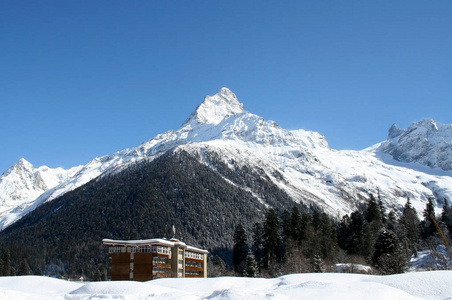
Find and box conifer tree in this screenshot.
[348,211,364,255]
[311,209,321,231]
[318,213,338,259]
[421,198,436,239]
[3,250,10,276]
[399,198,420,254]
[311,254,325,273]
[372,230,406,274]
[299,212,311,241]
[209,255,228,277]
[441,200,452,238]
[281,209,292,241]
[337,214,351,250]
[244,251,259,277]
[365,194,382,225]
[377,190,387,225]
[18,259,31,276]
[387,210,397,232]
[252,222,263,270]
[263,209,281,269]
[233,223,248,275]
[290,206,302,242]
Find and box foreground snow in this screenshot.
[1,271,451,300]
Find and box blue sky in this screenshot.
[1,1,451,172]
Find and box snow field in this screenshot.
[1,271,451,300]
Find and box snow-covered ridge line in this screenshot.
[1,87,451,229]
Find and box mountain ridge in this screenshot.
[1,88,451,229]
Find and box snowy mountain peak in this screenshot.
[387,124,404,139]
[380,118,452,170]
[182,87,245,126]
[1,158,33,178]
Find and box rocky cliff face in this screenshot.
[380,119,452,171]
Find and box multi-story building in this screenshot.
[102,238,208,281]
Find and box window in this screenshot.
[185,270,203,275]
[108,246,122,253]
[139,246,151,253]
[185,261,202,268]
[153,257,169,264]
[185,251,203,260]
[151,245,171,255]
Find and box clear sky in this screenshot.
[1,1,451,172]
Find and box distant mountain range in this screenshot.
[1,87,451,230]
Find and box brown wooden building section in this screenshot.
[103,238,208,281]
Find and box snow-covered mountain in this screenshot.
[1,88,451,229]
[0,159,81,228]
[379,119,452,171]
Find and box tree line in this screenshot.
[224,194,452,277]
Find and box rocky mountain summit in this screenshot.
[380,119,452,171]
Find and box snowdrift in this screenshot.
[0,271,451,300]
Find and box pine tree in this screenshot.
[311,254,325,273]
[263,208,281,269]
[318,213,338,260]
[311,209,321,231]
[441,200,452,239]
[337,214,352,250]
[209,255,228,277]
[18,259,31,276]
[3,250,10,276]
[232,223,248,275]
[365,194,382,224]
[348,211,364,255]
[244,251,259,277]
[281,209,292,241]
[299,212,311,241]
[421,198,436,239]
[399,198,420,254]
[372,230,406,274]
[290,206,302,242]
[387,210,397,232]
[252,222,263,271]
[377,190,387,225]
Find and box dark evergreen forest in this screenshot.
[0,150,305,279]
[228,195,452,277]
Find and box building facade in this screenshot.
[102,238,208,281]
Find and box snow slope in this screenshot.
[1,88,451,228]
[0,271,451,299]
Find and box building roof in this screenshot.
[102,238,208,254]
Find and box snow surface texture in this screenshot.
[1,88,452,228]
[0,272,451,299]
